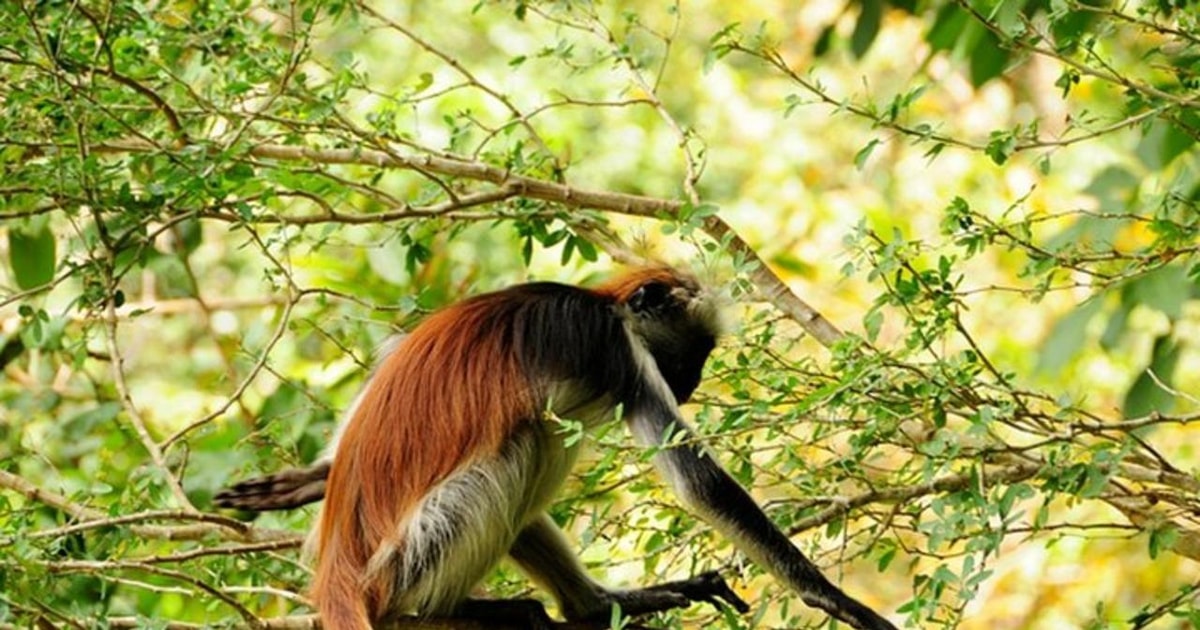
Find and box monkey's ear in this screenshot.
[628,281,671,313]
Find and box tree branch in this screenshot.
[87,139,845,347]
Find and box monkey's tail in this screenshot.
[213,461,330,511]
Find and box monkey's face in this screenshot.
[622,272,724,403]
[624,273,723,337]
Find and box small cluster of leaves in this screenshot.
[939,159,1200,416]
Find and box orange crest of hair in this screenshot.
[595,265,697,303]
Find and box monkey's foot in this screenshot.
[213,462,330,511]
[578,571,750,621]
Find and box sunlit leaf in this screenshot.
[7,224,56,290]
[1123,334,1182,419]
[851,0,883,58]
[1035,297,1105,375]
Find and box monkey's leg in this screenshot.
[509,513,748,622]
[213,461,329,511]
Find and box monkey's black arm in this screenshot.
[509,514,748,621]
[624,349,898,630]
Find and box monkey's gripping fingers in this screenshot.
[643,571,750,614]
[579,571,749,621]
[213,461,330,511]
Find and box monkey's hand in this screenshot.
[574,571,749,621]
[640,571,750,614]
[213,461,330,511]
[645,571,750,613]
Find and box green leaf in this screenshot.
[855,138,882,170]
[1148,523,1178,560]
[1035,297,1104,375]
[877,545,897,571]
[1044,215,1120,255]
[1054,68,1081,98]
[997,483,1034,517]
[926,4,969,52]
[560,236,575,265]
[609,601,625,629]
[412,72,434,94]
[863,307,884,342]
[1050,2,1099,52]
[1037,154,1052,175]
[1099,302,1130,351]
[8,224,57,290]
[702,46,718,74]
[64,403,123,437]
[851,0,883,58]
[575,237,598,262]
[1136,119,1197,170]
[783,94,803,118]
[1122,334,1182,419]
[21,311,66,350]
[1079,464,1110,498]
[175,216,203,254]
[679,202,720,224]
[1126,265,1188,321]
[969,30,1009,87]
[984,130,1015,165]
[1084,166,1138,212]
[813,23,836,57]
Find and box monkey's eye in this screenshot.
[628,281,672,313]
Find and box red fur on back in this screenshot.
[312,294,537,629]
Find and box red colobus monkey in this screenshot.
[216,267,896,630]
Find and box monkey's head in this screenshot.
[601,267,726,402]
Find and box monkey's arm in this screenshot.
[509,513,747,621]
[213,461,329,511]
[624,349,897,630]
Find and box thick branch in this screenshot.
[92,139,844,346]
[223,614,649,630]
[785,462,1044,536]
[1106,496,1200,562]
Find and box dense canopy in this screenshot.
[1,1,1198,628]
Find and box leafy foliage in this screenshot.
[1,0,1197,628]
